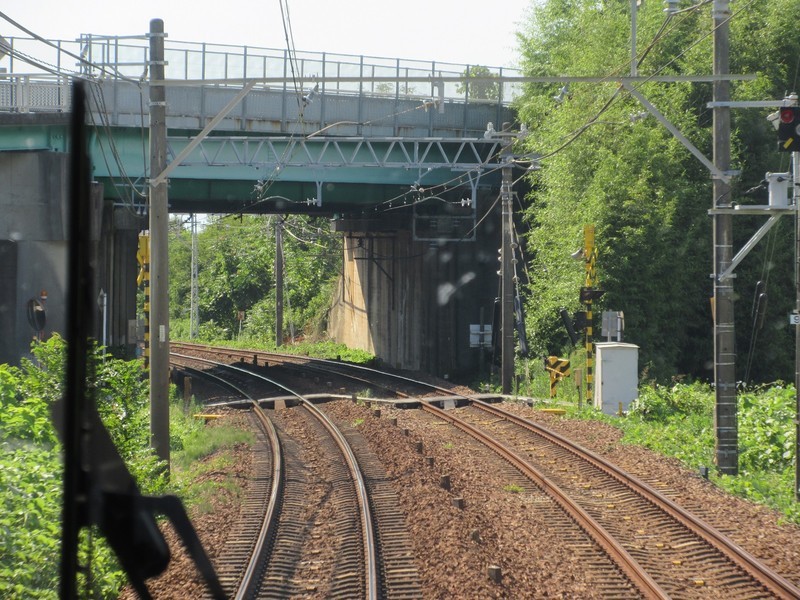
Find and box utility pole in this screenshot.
[794,149,800,499]
[501,134,515,394]
[630,0,639,77]
[148,18,170,468]
[712,0,737,475]
[275,218,284,347]
[190,213,199,339]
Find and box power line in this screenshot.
[0,11,138,82]
[524,0,756,166]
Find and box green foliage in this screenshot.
[516,0,800,382]
[715,470,800,525]
[279,340,375,364]
[456,65,500,101]
[575,382,799,524]
[373,81,416,96]
[619,411,716,468]
[1,337,263,597]
[168,214,343,344]
[172,419,252,467]
[168,405,253,512]
[0,336,168,597]
[738,384,796,473]
[0,445,62,598]
[0,365,57,446]
[628,381,713,422]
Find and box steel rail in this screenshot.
[171,351,379,600]
[235,404,282,600]
[419,401,669,600]
[169,358,284,599]
[176,344,800,598]
[171,341,411,399]
[471,399,800,600]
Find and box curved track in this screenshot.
[171,354,379,599]
[172,343,800,599]
[424,400,800,599]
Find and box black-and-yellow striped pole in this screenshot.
[137,233,150,369]
[583,225,597,402]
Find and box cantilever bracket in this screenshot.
[623,82,731,183]
[152,80,257,186]
[712,213,788,281]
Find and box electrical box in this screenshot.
[594,342,639,415]
[766,172,790,207]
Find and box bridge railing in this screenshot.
[0,34,522,113]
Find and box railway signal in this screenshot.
[777,106,800,152]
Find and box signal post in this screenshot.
[580,225,604,402]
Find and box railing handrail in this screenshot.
[0,34,521,101]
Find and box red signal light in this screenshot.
[780,107,796,123]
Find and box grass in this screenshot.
[503,484,524,493]
[169,402,254,511]
[174,424,253,466]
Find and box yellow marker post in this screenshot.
[584,225,596,401]
[545,356,571,398]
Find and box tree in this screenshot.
[515,0,800,382]
[168,214,342,344]
[457,65,500,101]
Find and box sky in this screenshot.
[2,1,533,69]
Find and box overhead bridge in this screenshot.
[0,32,525,380]
[0,33,520,215]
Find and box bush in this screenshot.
[1,336,167,597]
[738,384,795,473]
[599,381,800,524]
[628,381,713,421]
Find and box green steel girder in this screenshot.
[1,122,506,213]
[0,123,68,152]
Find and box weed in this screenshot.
[503,484,524,493]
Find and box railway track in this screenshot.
[171,353,422,599]
[171,344,800,598]
[420,400,800,599]
[170,341,443,398]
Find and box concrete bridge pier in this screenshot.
[94,203,145,359]
[329,199,502,382]
[0,150,143,364]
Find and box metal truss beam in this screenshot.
[165,136,505,173]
